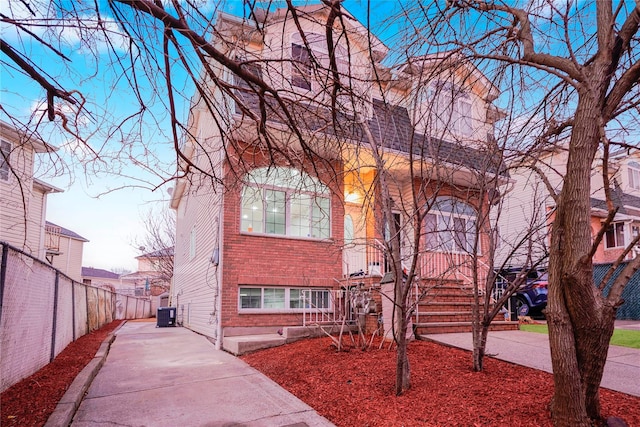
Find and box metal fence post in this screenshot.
[85,285,89,334]
[72,281,76,341]
[50,271,60,362]
[0,243,8,322]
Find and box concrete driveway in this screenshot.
[424,327,640,397]
[69,321,335,427]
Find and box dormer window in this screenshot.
[431,81,473,138]
[629,161,640,190]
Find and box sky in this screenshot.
[0,0,399,272]
[3,1,636,272]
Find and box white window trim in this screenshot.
[425,198,479,255]
[628,162,640,190]
[289,32,348,93]
[240,167,332,240]
[1,140,11,182]
[430,81,474,138]
[238,286,333,314]
[604,221,627,249]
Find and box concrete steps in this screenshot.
[413,282,519,336]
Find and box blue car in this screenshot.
[495,268,548,316]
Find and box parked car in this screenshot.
[495,268,548,316]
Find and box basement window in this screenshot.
[239,287,331,312]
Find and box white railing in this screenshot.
[302,288,355,326]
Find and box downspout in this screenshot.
[215,191,224,350]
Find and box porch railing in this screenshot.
[343,239,487,287]
[44,223,61,252]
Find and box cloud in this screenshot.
[0,1,129,54]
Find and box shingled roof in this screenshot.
[82,267,119,279]
[232,78,506,177]
[46,221,89,242]
[590,186,640,218]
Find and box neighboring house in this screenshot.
[45,221,88,282]
[590,149,640,263]
[120,248,173,297]
[497,144,640,267]
[0,121,61,259]
[170,4,506,348]
[81,266,122,293]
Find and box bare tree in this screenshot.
[399,1,640,425]
[1,0,542,404]
[133,206,175,291]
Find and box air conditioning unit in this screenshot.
[157,307,177,327]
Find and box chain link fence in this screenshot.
[594,261,640,320]
[0,242,152,392]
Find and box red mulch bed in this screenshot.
[241,337,640,427]
[1,320,124,427]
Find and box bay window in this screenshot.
[241,167,331,239]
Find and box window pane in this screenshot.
[311,197,330,238]
[424,214,437,250]
[311,290,330,309]
[453,217,467,252]
[289,289,303,308]
[616,223,625,247]
[291,43,311,90]
[605,224,616,248]
[239,288,262,309]
[344,215,354,244]
[241,186,264,233]
[265,190,286,234]
[438,214,454,251]
[0,141,10,181]
[263,288,285,309]
[458,99,472,136]
[290,194,311,237]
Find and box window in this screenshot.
[241,167,331,239]
[605,222,625,248]
[1,140,10,182]
[629,162,640,190]
[425,196,478,253]
[344,214,354,244]
[291,43,312,90]
[239,287,331,312]
[431,82,473,137]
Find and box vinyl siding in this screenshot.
[49,236,85,282]
[0,140,38,254]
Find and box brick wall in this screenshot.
[220,148,344,329]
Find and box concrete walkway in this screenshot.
[424,326,640,397]
[66,321,335,427]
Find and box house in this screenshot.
[81,266,123,293]
[120,248,173,297]
[45,221,88,282]
[0,121,61,259]
[497,144,640,268]
[170,4,507,351]
[590,148,640,263]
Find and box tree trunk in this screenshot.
[547,87,612,426]
[395,303,411,395]
[472,321,489,372]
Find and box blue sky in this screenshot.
[3,1,635,271]
[0,0,400,272]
